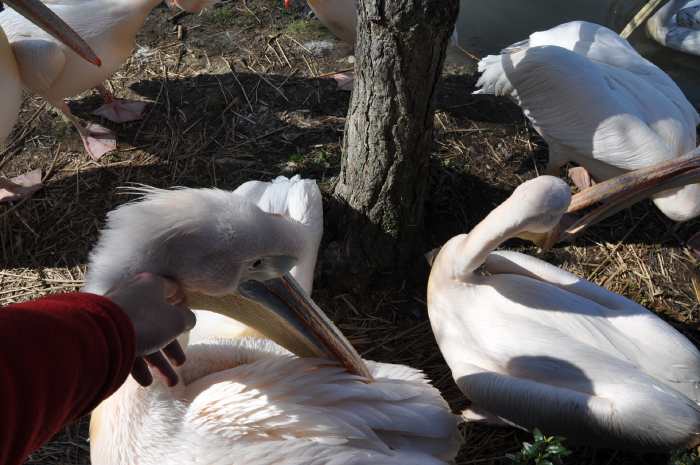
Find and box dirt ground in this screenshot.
[1,1,699,464]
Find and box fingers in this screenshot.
[162,340,187,366]
[132,343,186,388]
[182,307,196,331]
[131,357,153,387]
[145,351,179,387]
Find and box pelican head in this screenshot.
[84,186,370,379]
[433,176,572,280]
[1,0,100,65]
[509,175,572,235]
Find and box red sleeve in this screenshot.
[0,292,135,465]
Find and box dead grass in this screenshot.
[2,1,699,464]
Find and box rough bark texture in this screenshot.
[332,0,459,271]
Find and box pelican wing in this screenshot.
[430,273,700,450]
[477,45,696,172]
[172,341,460,465]
[455,356,700,450]
[647,0,700,57]
[483,250,700,394]
[475,21,699,174]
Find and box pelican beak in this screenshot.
[4,0,101,66]
[540,150,700,247]
[185,273,372,381]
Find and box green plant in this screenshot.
[208,6,237,26]
[288,153,305,163]
[285,19,331,39]
[669,449,700,465]
[506,429,571,465]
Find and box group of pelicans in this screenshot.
[1,0,700,463]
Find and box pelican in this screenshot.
[646,0,700,56]
[302,0,356,46]
[0,0,214,160]
[1,0,98,200]
[427,175,700,450]
[475,21,700,226]
[86,176,461,464]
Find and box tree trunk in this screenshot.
[332,0,459,272]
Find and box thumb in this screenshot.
[162,277,186,305]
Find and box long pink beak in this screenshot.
[544,148,700,248]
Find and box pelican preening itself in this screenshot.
[1,0,99,201]
[428,175,700,450]
[0,0,215,161]
[534,148,700,248]
[87,176,460,465]
[475,21,700,228]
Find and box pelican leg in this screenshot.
[568,166,596,191]
[330,71,354,91]
[0,170,42,203]
[58,101,116,161]
[543,143,567,177]
[92,84,147,123]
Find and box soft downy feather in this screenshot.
[91,337,461,465]
[475,21,699,173]
[234,175,323,294]
[474,21,700,222]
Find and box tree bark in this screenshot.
[332,0,459,271]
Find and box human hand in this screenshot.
[105,273,196,387]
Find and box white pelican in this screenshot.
[475,21,700,225]
[647,0,700,56]
[301,0,356,46]
[1,0,98,200]
[86,176,461,465]
[427,175,700,450]
[0,0,213,160]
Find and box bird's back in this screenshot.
[431,249,700,402]
[91,337,461,465]
[475,22,699,174]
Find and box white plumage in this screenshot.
[306,0,357,45]
[0,0,214,159]
[647,0,700,56]
[88,176,460,465]
[475,21,700,222]
[428,175,700,450]
[91,338,460,465]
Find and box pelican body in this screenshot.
[647,0,700,56]
[428,175,700,450]
[0,0,211,159]
[476,21,700,223]
[1,27,21,145]
[87,176,460,465]
[306,0,356,45]
[1,0,99,198]
[1,0,98,145]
